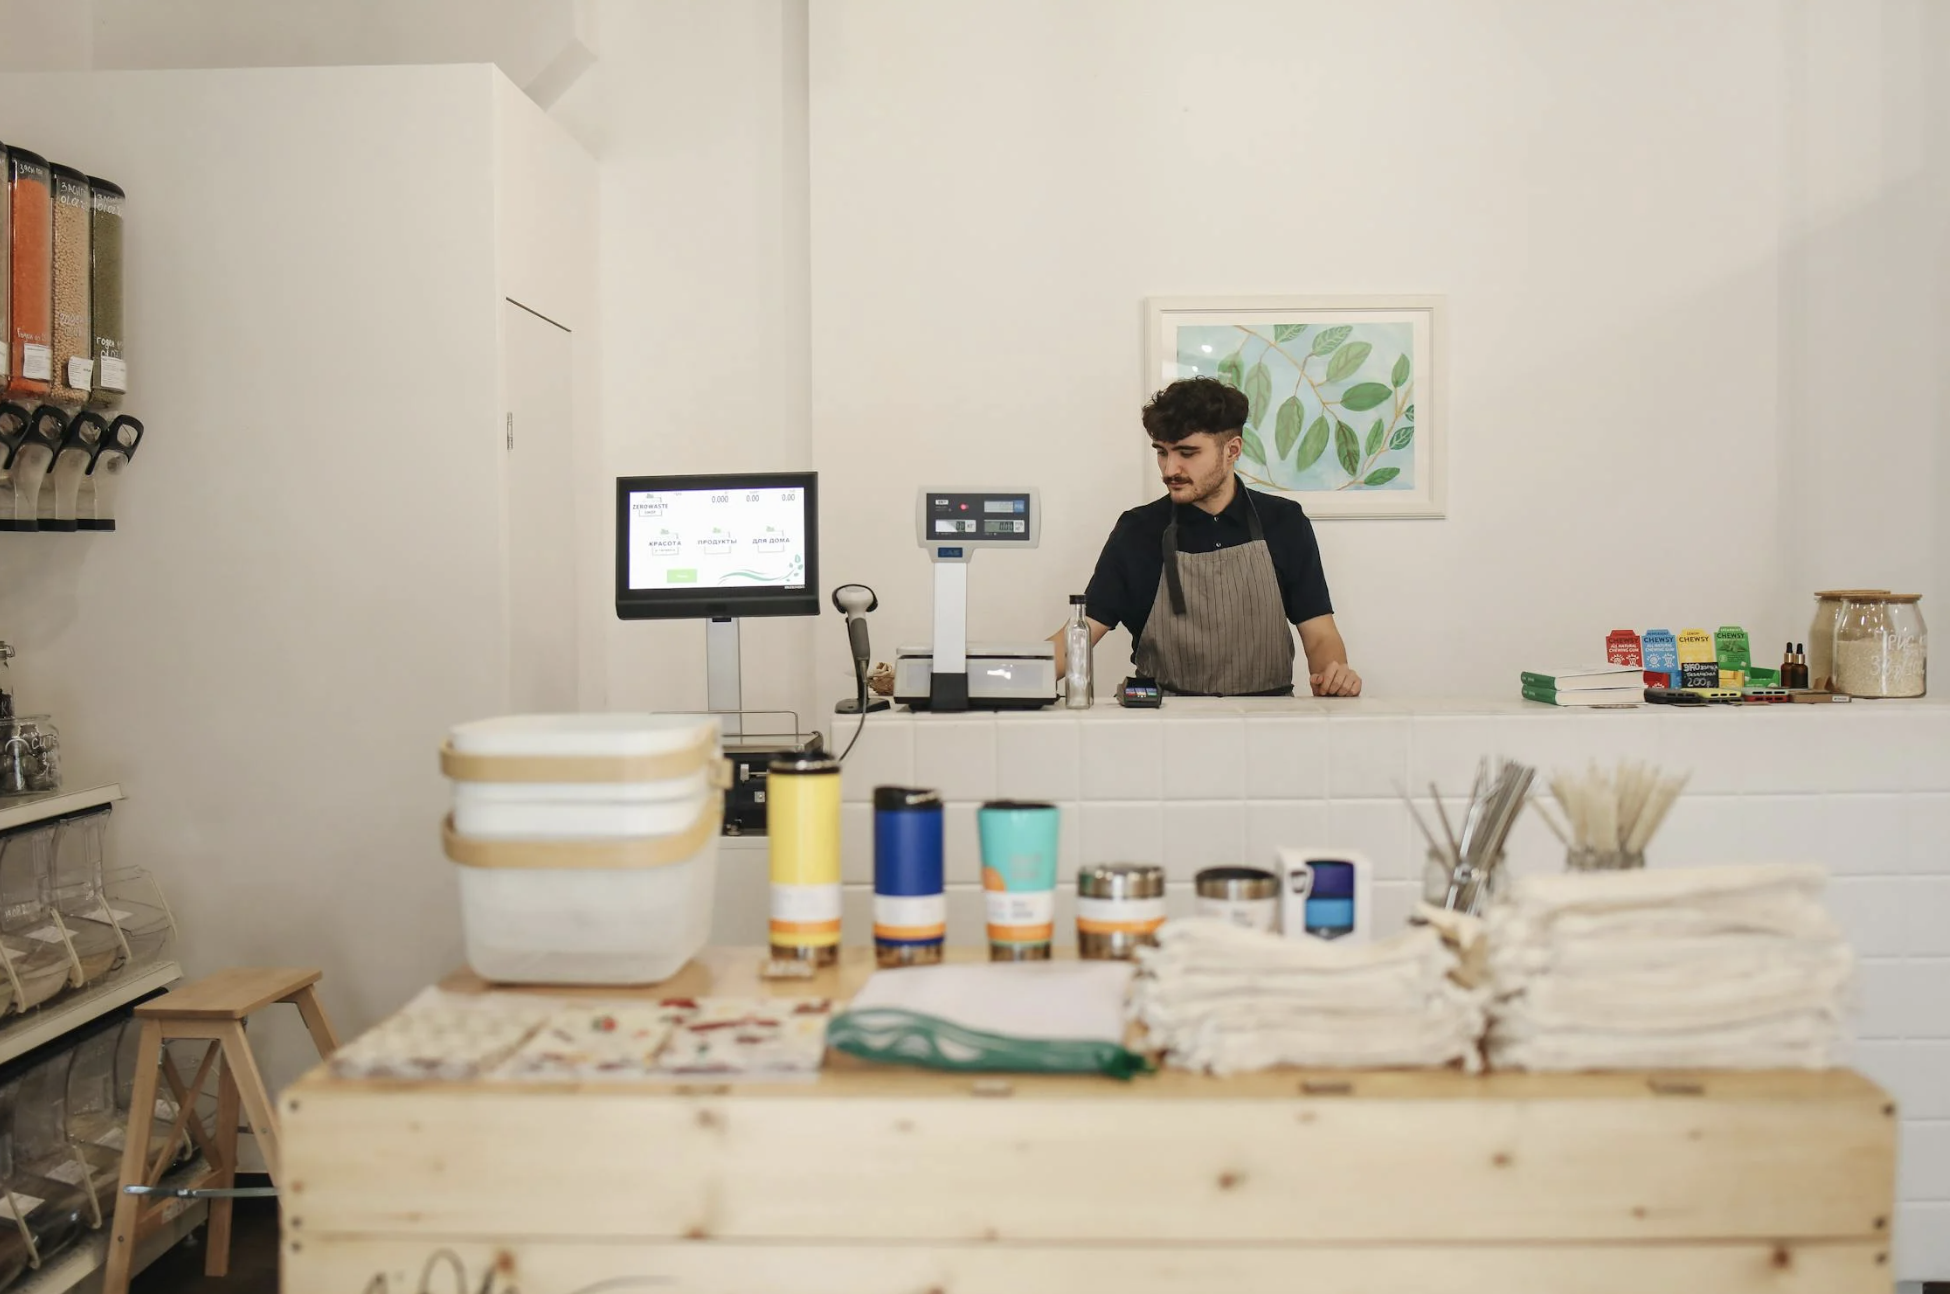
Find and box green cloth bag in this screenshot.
[826,1007,1152,1080]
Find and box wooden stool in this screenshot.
[102,968,340,1294]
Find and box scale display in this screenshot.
[917,491,1037,549]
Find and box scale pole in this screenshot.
[706,616,743,738]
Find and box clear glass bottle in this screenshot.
[1063,594,1093,709]
[1832,594,1927,698]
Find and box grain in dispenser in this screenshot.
[441,713,725,985]
[3,148,52,406]
[46,165,90,406]
[45,808,125,983]
[85,178,124,410]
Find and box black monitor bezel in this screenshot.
[614,471,821,621]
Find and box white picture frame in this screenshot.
[1143,295,1446,519]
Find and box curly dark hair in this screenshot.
[1141,377,1248,443]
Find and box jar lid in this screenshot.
[1839,592,1922,603]
[1815,589,1891,598]
[1195,865,1279,900]
[873,785,941,811]
[769,754,840,775]
[1078,863,1165,899]
[980,799,1057,812]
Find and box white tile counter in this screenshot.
[714,695,1950,1275]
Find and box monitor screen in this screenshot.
[614,472,820,620]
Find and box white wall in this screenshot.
[591,0,822,730]
[0,65,510,1093]
[492,74,607,708]
[805,0,1948,701]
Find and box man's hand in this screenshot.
[1311,661,1362,697]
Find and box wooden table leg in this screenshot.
[205,1048,241,1277]
[289,984,341,1056]
[217,1021,283,1182]
[101,1020,163,1294]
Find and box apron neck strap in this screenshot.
[1162,481,1262,617]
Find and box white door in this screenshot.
[503,299,580,713]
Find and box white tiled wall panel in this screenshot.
[780,697,1950,1277]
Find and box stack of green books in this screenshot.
[1520,665,1643,707]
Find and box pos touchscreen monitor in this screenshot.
[614,472,819,620]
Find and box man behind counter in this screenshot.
[1053,377,1362,697]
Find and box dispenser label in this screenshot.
[873,893,946,943]
[1195,895,1279,931]
[0,1194,43,1222]
[22,926,65,945]
[1076,896,1166,935]
[21,345,50,381]
[769,883,841,946]
[45,1159,87,1187]
[97,357,126,391]
[984,889,1054,944]
[65,358,93,389]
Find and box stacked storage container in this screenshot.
[441,715,726,985]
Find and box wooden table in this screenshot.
[280,948,1897,1294]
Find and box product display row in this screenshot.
[0,1014,201,1287]
[0,141,140,534]
[0,810,173,1014]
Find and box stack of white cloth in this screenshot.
[1131,917,1488,1075]
[1486,863,1853,1071]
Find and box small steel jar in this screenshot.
[1076,863,1166,959]
[1193,866,1279,932]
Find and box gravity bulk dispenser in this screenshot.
[85,178,124,410]
[4,148,52,408]
[46,165,90,406]
[0,403,62,531]
[80,412,140,531]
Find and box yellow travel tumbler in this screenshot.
[767,754,842,965]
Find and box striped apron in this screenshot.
[1132,490,1296,697]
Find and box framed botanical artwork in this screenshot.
[1143,296,1445,519]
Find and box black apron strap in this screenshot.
[1162,518,1188,616]
[1164,488,1262,617]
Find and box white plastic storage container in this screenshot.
[441,714,725,986]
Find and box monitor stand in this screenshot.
[706,616,742,739]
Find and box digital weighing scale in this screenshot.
[893,487,1056,712]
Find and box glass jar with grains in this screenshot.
[46,165,91,406]
[1832,594,1927,698]
[1809,590,1887,692]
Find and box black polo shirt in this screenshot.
[1084,485,1333,659]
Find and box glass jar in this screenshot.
[0,716,59,795]
[1832,594,1927,698]
[0,642,12,724]
[46,165,90,407]
[1422,848,1504,915]
[4,148,53,404]
[85,178,123,411]
[1809,590,1888,691]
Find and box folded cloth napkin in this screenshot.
[1485,864,1852,1071]
[1133,917,1487,1075]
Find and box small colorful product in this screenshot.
[978,801,1061,960]
[873,786,946,967]
[1606,629,1643,669]
[1076,863,1166,959]
[767,755,843,966]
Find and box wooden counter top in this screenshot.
[281,949,1896,1293]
